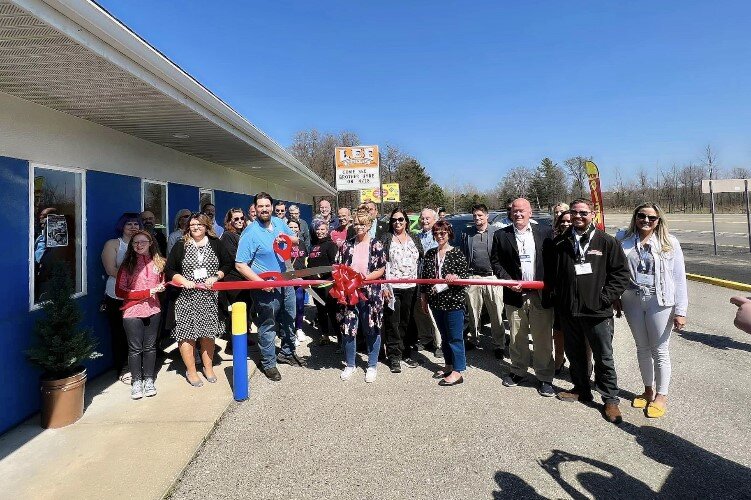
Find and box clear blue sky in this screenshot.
[98,0,751,188]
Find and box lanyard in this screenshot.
[573,228,592,263]
[436,249,447,278]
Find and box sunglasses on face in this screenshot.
[231,216,245,222]
[636,213,659,222]
[570,210,591,217]
[391,217,405,223]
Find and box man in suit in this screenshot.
[364,201,388,239]
[490,198,556,397]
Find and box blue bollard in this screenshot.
[231,302,249,401]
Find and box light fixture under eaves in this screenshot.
[172,133,190,139]
[250,166,262,170]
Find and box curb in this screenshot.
[686,273,751,292]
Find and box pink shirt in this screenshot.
[351,238,370,275]
[116,255,163,318]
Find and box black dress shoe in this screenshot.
[438,375,464,386]
[263,367,282,381]
[277,352,306,367]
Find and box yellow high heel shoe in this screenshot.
[631,395,649,408]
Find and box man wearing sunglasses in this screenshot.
[460,203,505,356]
[549,198,630,424]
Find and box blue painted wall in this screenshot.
[84,171,142,380]
[0,156,35,434]
[215,190,254,225]
[167,182,199,229]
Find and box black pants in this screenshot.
[123,313,161,381]
[384,287,416,361]
[559,313,619,404]
[315,290,339,338]
[105,295,128,373]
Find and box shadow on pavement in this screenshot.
[491,422,751,499]
[679,329,751,353]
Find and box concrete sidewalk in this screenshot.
[0,338,256,500]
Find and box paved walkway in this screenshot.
[0,339,255,500]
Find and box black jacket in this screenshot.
[547,226,630,318]
[490,224,554,308]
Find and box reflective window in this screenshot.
[32,165,85,305]
[199,188,214,212]
[142,180,168,232]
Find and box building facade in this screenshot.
[0,0,334,433]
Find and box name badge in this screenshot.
[636,273,654,287]
[433,283,448,294]
[574,263,593,275]
[193,267,208,280]
[519,253,532,263]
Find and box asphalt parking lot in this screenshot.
[168,280,751,499]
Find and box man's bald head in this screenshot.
[510,198,532,229]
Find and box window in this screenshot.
[141,179,168,232]
[30,164,86,307]
[199,188,214,212]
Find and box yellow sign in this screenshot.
[335,145,380,190]
[359,183,400,204]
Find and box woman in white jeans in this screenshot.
[617,203,687,418]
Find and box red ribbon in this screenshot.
[329,264,367,305]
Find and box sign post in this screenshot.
[701,178,749,255]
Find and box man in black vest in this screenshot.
[491,198,556,397]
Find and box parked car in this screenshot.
[446,210,553,246]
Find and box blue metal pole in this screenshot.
[231,302,249,401]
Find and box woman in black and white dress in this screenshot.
[166,213,232,387]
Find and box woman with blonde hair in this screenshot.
[115,230,166,399]
[337,208,386,383]
[166,213,233,387]
[617,203,687,418]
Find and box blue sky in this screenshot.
[98,1,751,188]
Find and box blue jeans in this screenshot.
[294,286,306,331]
[343,302,381,368]
[251,287,296,369]
[434,309,466,372]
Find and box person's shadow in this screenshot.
[679,329,751,353]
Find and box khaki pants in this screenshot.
[506,294,554,383]
[414,301,441,348]
[466,277,505,347]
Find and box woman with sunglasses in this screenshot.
[420,219,469,386]
[219,208,250,352]
[382,207,424,373]
[102,212,143,384]
[617,203,687,418]
[337,207,386,383]
[552,210,572,375]
[166,213,233,387]
[115,230,166,399]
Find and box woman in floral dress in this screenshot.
[337,208,386,383]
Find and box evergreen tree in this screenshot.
[26,262,101,378]
[394,158,446,212]
[530,157,568,210]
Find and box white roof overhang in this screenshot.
[0,0,336,196]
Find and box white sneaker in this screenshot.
[340,366,356,381]
[296,329,310,341]
[365,367,377,383]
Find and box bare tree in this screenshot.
[564,156,590,198]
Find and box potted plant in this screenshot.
[26,262,101,428]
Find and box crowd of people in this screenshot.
[99,195,689,425]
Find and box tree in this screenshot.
[26,262,101,378]
[564,156,591,198]
[393,158,445,212]
[496,166,534,204]
[529,157,568,210]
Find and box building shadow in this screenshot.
[679,329,751,353]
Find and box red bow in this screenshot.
[330,264,367,305]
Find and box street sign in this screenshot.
[335,145,380,190]
[701,178,747,194]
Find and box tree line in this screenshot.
[289,132,747,215]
